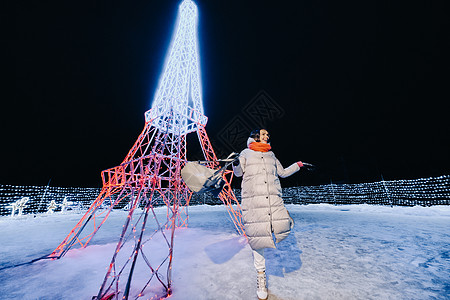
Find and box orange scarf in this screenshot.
[249,142,271,152]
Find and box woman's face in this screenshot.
[260,129,270,144]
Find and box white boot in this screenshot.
[256,271,268,300]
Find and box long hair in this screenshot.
[250,128,269,143]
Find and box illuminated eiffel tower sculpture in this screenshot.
[48,0,244,299]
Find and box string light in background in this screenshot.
[0,185,100,216]
[1,175,449,217]
[279,175,450,206]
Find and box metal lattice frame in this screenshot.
[48,1,245,299]
[197,125,245,236]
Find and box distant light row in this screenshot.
[233,175,450,207]
[1,175,449,216]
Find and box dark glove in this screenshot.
[302,162,316,171]
[229,152,240,167]
[232,158,240,167]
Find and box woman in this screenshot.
[232,128,304,300]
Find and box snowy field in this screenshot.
[0,204,449,300]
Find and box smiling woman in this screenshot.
[232,128,304,300]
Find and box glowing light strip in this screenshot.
[278,175,450,206]
[147,0,205,135]
[2,174,449,216]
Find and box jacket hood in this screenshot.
[247,137,256,147]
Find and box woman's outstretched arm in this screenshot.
[276,159,301,178]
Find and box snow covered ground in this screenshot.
[0,204,449,300]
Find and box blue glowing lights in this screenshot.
[146,0,206,135]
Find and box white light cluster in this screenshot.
[0,185,101,216]
[6,197,29,217]
[47,200,57,214]
[61,196,73,213]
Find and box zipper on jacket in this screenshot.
[262,154,274,233]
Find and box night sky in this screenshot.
[5,0,449,188]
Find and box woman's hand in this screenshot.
[300,162,316,171]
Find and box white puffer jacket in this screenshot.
[233,138,300,250]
